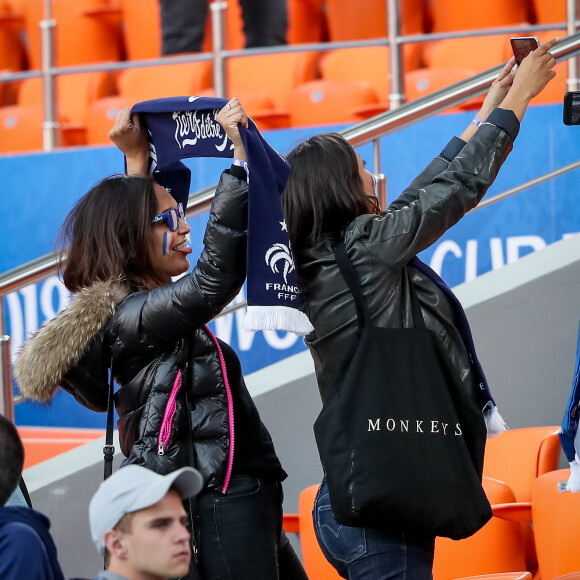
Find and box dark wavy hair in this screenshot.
[57,174,161,292]
[282,133,380,250]
[0,414,24,506]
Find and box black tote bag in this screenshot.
[313,242,492,539]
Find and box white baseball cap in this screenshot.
[89,465,203,556]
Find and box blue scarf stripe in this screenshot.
[409,257,495,412]
[560,322,580,462]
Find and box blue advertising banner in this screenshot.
[2,104,579,427]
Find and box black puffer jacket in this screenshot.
[15,169,283,492]
[294,110,518,411]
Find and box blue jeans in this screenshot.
[192,474,308,580]
[313,480,435,580]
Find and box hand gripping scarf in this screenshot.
[131,96,313,336]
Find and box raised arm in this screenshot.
[389,39,557,212]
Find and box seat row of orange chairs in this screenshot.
[0,0,572,154]
[283,427,580,580]
[0,0,568,72]
[0,29,571,154]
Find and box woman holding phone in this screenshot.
[281,39,558,580]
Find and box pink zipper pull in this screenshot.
[158,370,183,455]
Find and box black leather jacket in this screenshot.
[15,169,284,492]
[294,111,518,405]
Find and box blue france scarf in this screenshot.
[560,321,580,462]
[410,256,506,434]
[131,96,313,335]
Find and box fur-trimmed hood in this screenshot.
[14,279,130,403]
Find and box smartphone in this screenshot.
[510,36,540,65]
[563,91,580,125]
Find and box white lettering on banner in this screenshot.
[506,235,546,264]
[40,277,71,321]
[465,240,478,281]
[172,110,229,151]
[430,240,461,277]
[429,234,568,281]
[367,418,463,435]
[263,330,299,349]
[6,276,71,364]
[6,293,23,365]
[490,238,504,271]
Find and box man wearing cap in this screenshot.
[88,465,203,580]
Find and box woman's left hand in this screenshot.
[217,98,249,161]
[478,56,517,120]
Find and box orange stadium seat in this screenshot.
[22,0,123,70]
[86,61,213,144]
[287,0,328,44]
[18,426,106,468]
[283,484,342,580]
[483,426,561,575]
[453,573,532,580]
[532,469,580,580]
[428,0,530,33]
[320,46,421,101]
[0,104,50,152]
[18,71,116,145]
[120,0,161,60]
[0,0,27,71]
[483,426,562,503]
[433,477,528,580]
[531,0,566,25]
[404,67,482,111]
[289,79,380,127]
[425,34,514,73]
[224,50,319,128]
[325,0,427,41]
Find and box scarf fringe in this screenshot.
[567,457,580,493]
[243,305,314,336]
[484,405,508,438]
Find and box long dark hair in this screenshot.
[57,174,160,293]
[282,133,380,250]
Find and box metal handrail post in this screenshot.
[210,1,228,98]
[40,0,57,152]
[0,330,13,422]
[372,138,387,207]
[387,0,405,108]
[567,0,579,91]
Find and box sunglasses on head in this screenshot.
[152,203,186,232]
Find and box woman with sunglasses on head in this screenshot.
[281,41,558,580]
[15,99,307,580]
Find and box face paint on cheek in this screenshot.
[162,231,175,256]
